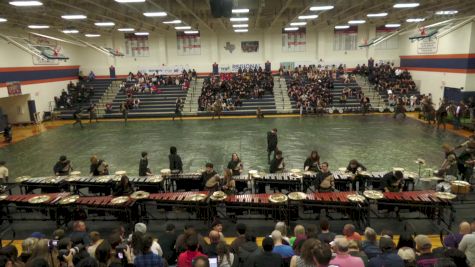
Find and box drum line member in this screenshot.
[53,155,73,176]
[90,155,109,176]
[360,96,370,115]
[436,101,448,130]
[72,109,84,129]
[316,162,334,192]
[380,170,404,192]
[393,98,406,119]
[346,159,367,191]
[0,161,8,183]
[139,151,152,176]
[455,135,475,181]
[173,97,183,121]
[3,124,12,143]
[267,128,278,163]
[227,153,243,176]
[88,103,98,124]
[304,150,321,172]
[120,102,128,124]
[169,146,183,173]
[438,154,458,178]
[269,150,285,173]
[202,163,219,191]
[221,169,236,194]
[113,175,135,196]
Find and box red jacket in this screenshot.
[177,250,206,267]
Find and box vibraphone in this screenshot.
[332,171,415,191]
[301,192,370,228]
[20,177,68,194]
[254,173,302,193]
[141,191,211,222]
[128,176,164,192]
[232,175,252,193]
[222,194,289,223]
[0,192,70,225]
[375,191,454,227]
[164,173,202,191]
[68,176,115,195]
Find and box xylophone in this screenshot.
[302,191,369,228]
[21,176,68,194]
[254,173,303,193]
[376,190,454,227]
[332,171,415,191]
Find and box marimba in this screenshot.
[20,177,68,194]
[376,190,454,227]
[254,173,302,193]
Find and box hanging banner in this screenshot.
[6,82,22,96]
[218,63,263,73]
[333,26,358,51]
[138,65,190,75]
[241,41,259,53]
[417,38,438,54]
[282,28,306,52]
[124,33,150,57]
[177,32,201,56]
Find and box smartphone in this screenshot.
[117,252,124,260]
[209,258,218,267]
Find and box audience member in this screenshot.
[397,247,416,267]
[157,223,178,265]
[318,219,336,244]
[396,232,415,250]
[348,240,369,267]
[343,224,362,241]
[458,219,475,266]
[414,234,438,266]
[205,231,220,257]
[134,234,163,267]
[362,227,382,259]
[177,235,206,267]
[249,237,283,267]
[274,222,290,245]
[236,233,260,267]
[230,223,247,253]
[192,256,209,267]
[329,237,365,267]
[445,221,470,249]
[216,241,234,267]
[271,230,294,260]
[87,231,102,258]
[368,237,404,267]
[69,221,91,247]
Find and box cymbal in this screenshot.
[130,191,150,200]
[415,158,426,165]
[0,195,8,201]
[70,171,81,176]
[433,192,456,200]
[404,171,418,179]
[65,176,80,182]
[15,176,31,183]
[290,169,301,174]
[268,193,288,203]
[347,194,366,202]
[288,192,307,201]
[160,169,171,176]
[210,191,227,201]
[59,195,80,205]
[28,195,51,204]
[363,190,384,200]
[185,193,208,202]
[248,170,258,175]
[147,175,163,183]
[338,167,347,172]
[303,171,316,176]
[357,171,371,176]
[115,171,126,176]
[110,196,130,205]
[451,180,470,186]
[393,167,405,172]
[96,176,111,183]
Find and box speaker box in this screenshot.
[210,0,233,18]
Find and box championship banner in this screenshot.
[218,63,263,73]
[282,28,306,52]
[177,32,201,56]
[124,33,150,57]
[7,82,22,96]
[138,65,189,75]
[241,41,259,53]
[333,26,358,51]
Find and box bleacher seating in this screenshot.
[197,92,277,116]
[57,79,114,119]
[103,83,188,118]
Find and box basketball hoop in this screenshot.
[418,26,426,36]
[53,45,62,57]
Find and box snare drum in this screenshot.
[451,180,471,194]
[436,182,452,192]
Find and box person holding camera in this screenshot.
[134,234,163,267]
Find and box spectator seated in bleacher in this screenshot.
[198,67,273,112]
[285,65,334,114]
[87,71,96,82]
[54,82,95,110]
[124,71,190,95]
[105,103,113,114]
[366,62,417,97]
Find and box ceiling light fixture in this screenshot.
[9,1,42,6]
[95,22,115,26]
[134,32,149,36]
[230,17,248,22]
[385,23,401,28]
[0,18,8,22]
[175,26,191,30]
[406,18,425,22]
[435,10,458,15]
[290,22,306,26]
[163,20,181,24]
[118,28,134,32]
[143,12,167,17]
[61,15,87,20]
[232,24,248,28]
[232,8,249,13]
[348,20,365,24]
[334,25,350,29]
[62,29,79,33]
[367,12,388,17]
[28,25,49,29]
[393,3,420,8]
[234,29,248,33]
[284,27,299,31]
[309,5,334,11]
[184,30,199,34]
[298,15,318,19]
[85,34,101,37]
[114,0,145,2]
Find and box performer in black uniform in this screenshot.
[3,124,12,143]
[267,128,278,163]
[393,98,406,119]
[227,153,243,176]
[304,151,321,172]
[346,159,367,191]
[53,155,73,176]
[315,162,334,192]
[139,151,152,176]
[380,171,404,192]
[113,175,135,196]
[455,135,475,181]
[72,109,83,129]
[269,150,285,173]
[89,156,109,176]
[169,146,183,173]
[201,163,219,191]
[173,98,183,121]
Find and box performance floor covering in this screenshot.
[0,115,473,239]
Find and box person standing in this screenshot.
[169,146,183,173]
[139,152,152,176]
[269,151,285,174]
[3,124,12,143]
[0,161,8,183]
[267,128,278,163]
[120,102,128,124]
[393,98,406,119]
[173,97,183,121]
[53,156,73,176]
[72,109,83,129]
[88,103,98,124]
